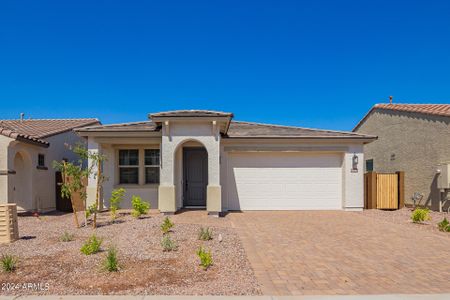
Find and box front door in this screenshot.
[183,148,208,207]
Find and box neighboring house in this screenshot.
[75,110,376,215]
[0,118,100,212]
[353,103,450,210]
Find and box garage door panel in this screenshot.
[227,152,342,210]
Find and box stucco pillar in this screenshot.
[86,138,102,209]
[206,127,222,215]
[158,124,176,214]
[343,145,364,211]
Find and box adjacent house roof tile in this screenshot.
[353,103,450,131]
[0,118,100,146]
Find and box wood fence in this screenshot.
[364,171,404,210]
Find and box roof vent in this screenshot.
[20,113,25,122]
[389,96,393,104]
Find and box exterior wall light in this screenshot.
[352,153,359,173]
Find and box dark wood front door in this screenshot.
[183,148,208,207]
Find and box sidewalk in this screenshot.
[2,294,450,300]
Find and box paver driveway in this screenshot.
[228,211,450,295]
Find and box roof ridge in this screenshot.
[232,120,370,136]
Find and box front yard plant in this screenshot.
[80,234,103,255]
[411,208,431,223]
[161,235,178,252]
[1,254,17,273]
[110,188,125,219]
[103,246,119,272]
[437,217,450,232]
[196,246,213,270]
[198,227,213,241]
[161,216,174,234]
[131,195,150,218]
[60,231,74,242]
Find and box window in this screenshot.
[119,149,139,184]
[38,154,45,167]
[145,149,160,184]
[365,159,374,172]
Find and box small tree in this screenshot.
[53,144,89,228]
[110,188,125,219]
[53,143,107,228]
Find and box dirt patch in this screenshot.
[357,207,450,236]
[0,211,261,295]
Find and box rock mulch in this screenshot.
[0,210,261,296]
[358,207,450,236]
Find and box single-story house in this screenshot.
[0,117,100,212]
[353,103,450,210]
[76,110,376,215]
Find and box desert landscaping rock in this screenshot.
[0,211,261,296]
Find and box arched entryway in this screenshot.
[12,151,33,211]
[174,140,208,209]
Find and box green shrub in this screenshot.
[437,217,450,232]
[131,195,150,218]
[196,247,213,270]
[411,208,431,223]
[80,234,102,255]
[161,216,174,234]
[85,203,97,218]
[110,188,125,219]
[60,231,74,242]
[161,235,178,252]
[1,254,17,273]
[103,246,119,272]
[198,227,213,241]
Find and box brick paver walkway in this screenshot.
[228,211,450,295]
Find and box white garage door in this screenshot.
[226,152,343,210]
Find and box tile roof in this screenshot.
[353,103,450,131]
[75,121,159,132]
[226,121,376,139]
[149,110,233,118]
[75,115,374,139]
[0,119,100,146]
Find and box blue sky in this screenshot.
[0,0,449,130]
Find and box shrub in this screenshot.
[131,195,150,218]
[80,234,102,255]
[60,231,74,242]
[110,188,125,219]
[161,216,174,234]
[1,254,17,272]
[161,235,178,252]
[103,246,119,272]
[437,217,450,232]
[196,247,213,270]
[198,227,213,241]
[411,208,431,223]
[85,203,97,218]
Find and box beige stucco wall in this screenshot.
[98,143,159,210]
[2,130,86,212]
[159,121,221,213]
[0,135,14,205]
[355,109,450,209]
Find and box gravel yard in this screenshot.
[0,210,261,296]
[358,207,450,236]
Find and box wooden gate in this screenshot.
[364,171,404,209]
